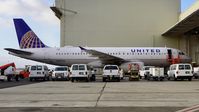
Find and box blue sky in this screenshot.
[0,0,197,68]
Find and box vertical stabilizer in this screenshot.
[13,19,47,49]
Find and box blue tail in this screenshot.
[13,18,47,49]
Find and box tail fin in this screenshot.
[13,18,48,49]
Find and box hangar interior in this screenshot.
[51,0,199,65]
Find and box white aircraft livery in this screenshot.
[5,19,191,72]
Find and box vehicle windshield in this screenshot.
[72,65,79,70]
[37,66,42,70]
[179,52,185,55]
[55,67,67,71]
[185,65,191,70]
[79,65,85,70]
[179,65,191,70]
[31,66,36,70]
[104,66,118,70]
[145,67,150,70]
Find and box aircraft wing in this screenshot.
[79,46,125,65]
[4,48,33,55]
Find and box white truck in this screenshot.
[52,66,69,81]
[147,67,164,81]
[4,66,16,81]
[0,69,7,81]
[193,67,199,79]
[102,65,120,82]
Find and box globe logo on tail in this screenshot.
[20,31,46,49]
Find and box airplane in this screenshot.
[5,18,191,72]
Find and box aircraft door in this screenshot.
[167,49,172,60]
[167,49,179,64]
[172,50,178,59]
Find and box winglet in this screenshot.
[79,46,87,51]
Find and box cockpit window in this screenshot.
[179,52,185,55]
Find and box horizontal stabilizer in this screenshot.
[4,48,33,55]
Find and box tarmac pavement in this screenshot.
[0,79,199,111]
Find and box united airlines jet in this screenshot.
[5,19,191,72]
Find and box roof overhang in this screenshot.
[162,9,199,36]
[50,6,62,19]
[51,6,78,20]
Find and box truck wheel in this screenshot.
[29,78,33,81]
[188,77,192,81]
[117,78,120,82]
[103,77,106,82]
[86,78,89,82]
[47,77,50,81]
[147,76,150,81]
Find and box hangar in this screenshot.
[51,0,199,65]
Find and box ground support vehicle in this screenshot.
[128,64,140,81]
[129,70,139,81]
[147,67,164,81]
[0,72,7,81]
[193,67,199,79]
[102,65,120,82]
[70,64,91,82]
[90,69,96,81]
[52,66,69,81]
[29,65,49,81]
[0,63,16,81]
[139,66,154,79]
[167,63,193,81]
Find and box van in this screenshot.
[102,65,120,82]
[167,63,193,81]
[52,66,69,81]
[70,64,91,82]
[29,65,49,81]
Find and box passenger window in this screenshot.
[179,65,184,70]
[37,66,42,70]
[31,66,36,70]
[79,65,85,70]
[72,65,78,70]
[185,65,191,70]
[44,66,48,71]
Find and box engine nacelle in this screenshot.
[88,61,103,68]
[120,62,144,73]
